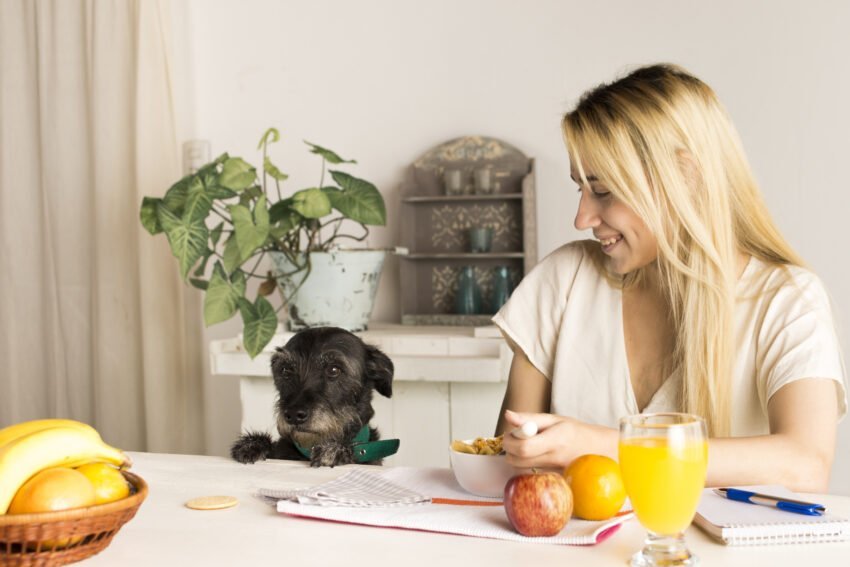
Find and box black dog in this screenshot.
[230,327,394,467]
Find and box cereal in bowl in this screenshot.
[451,435,503,455]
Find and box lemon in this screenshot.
[76,462,131,505]
[8,467,97,548]
[563,454,627,521]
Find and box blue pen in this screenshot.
[714,488,826,516]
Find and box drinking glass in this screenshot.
[619,413,708,566]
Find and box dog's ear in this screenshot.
[364,344,393,398]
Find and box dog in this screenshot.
[230,326,394,467]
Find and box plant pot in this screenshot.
[269,250,387,332]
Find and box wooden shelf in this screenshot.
[403,253,525,260]
[402,193,523,203]
[399,137,537,325]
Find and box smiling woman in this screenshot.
[494,63,847,494]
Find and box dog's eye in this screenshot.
[325,365,341,379]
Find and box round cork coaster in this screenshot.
[185,495,239,511]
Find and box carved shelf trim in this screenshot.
[402,193,524,204]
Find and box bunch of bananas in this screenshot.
[0,418,130,514]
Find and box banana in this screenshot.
[0,426,130,514]
[0,418,101,449]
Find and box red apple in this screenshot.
[504,472,573,537]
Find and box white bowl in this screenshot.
[449,442,518,498]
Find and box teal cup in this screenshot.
[468,227,493,253]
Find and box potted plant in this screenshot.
[139,128,388,357]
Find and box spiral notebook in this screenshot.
[693,485,850,546]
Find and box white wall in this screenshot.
[174,0,850,493]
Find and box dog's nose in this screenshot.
[283,409,309,425]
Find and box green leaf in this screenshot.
[183,176,214,222]
[239,295,278,358]
[222,234,244,274]
[291,188,331,219]
[270,217,300,239]
[157,206,209,279]
[194,166,215,181]
[257,127,280,150]
[220,157,256,191]
[140,197,163,235]
[268,199,291,223]
[189,278,208,290]
[239,185,263,206]
[193,248,213,277]
[304,141,356,164]
[204,263,245,325]
[269,200,303,231]
[264,156,289,181]
[327,171,386,226]
[202,171,238,200]
[229,195,270,260]
[162,175,191,215]
[210,222,224,247]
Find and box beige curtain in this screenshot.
[0,0,205,454]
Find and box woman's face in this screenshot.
[571,165,658,275]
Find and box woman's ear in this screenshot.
[364,344,394,398]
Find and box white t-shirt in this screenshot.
[492,241,847,436]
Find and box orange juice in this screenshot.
[618,437,708,535]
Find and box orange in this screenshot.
[8,467,97,548]
[76,462,131,505]
[563,454,627,521]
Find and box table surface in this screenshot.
[83,452,850,566]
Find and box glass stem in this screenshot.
[631,532,698,566]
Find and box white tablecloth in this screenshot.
[81,452,850,566]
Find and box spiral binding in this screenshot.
[723,520,849,546]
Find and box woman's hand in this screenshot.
[501,409,618,469]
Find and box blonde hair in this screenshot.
[563,64,804,436]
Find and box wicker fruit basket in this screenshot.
[0,471,147,567]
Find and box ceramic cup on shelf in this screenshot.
[443,168,464,195]
[468,227,493,253]
[473,167,494,194]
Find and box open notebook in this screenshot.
[259,467,634,546]
[693,485,850,546]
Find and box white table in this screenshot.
[210,324,513,468]
[84,452,850,566]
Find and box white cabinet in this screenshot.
[210,324,511,467]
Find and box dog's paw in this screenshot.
[230,431,274,464]
[310,442,355,468]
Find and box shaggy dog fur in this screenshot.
[230,327,394,467]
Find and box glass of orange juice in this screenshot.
[619,413,708,566]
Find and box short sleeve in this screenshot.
[756,268,847,418]
[491,241,587,380]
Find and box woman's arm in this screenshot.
[501,378,838,492]
[706,378,838,492]
[494,341,551,435]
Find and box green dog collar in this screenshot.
[293,425,400,463]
